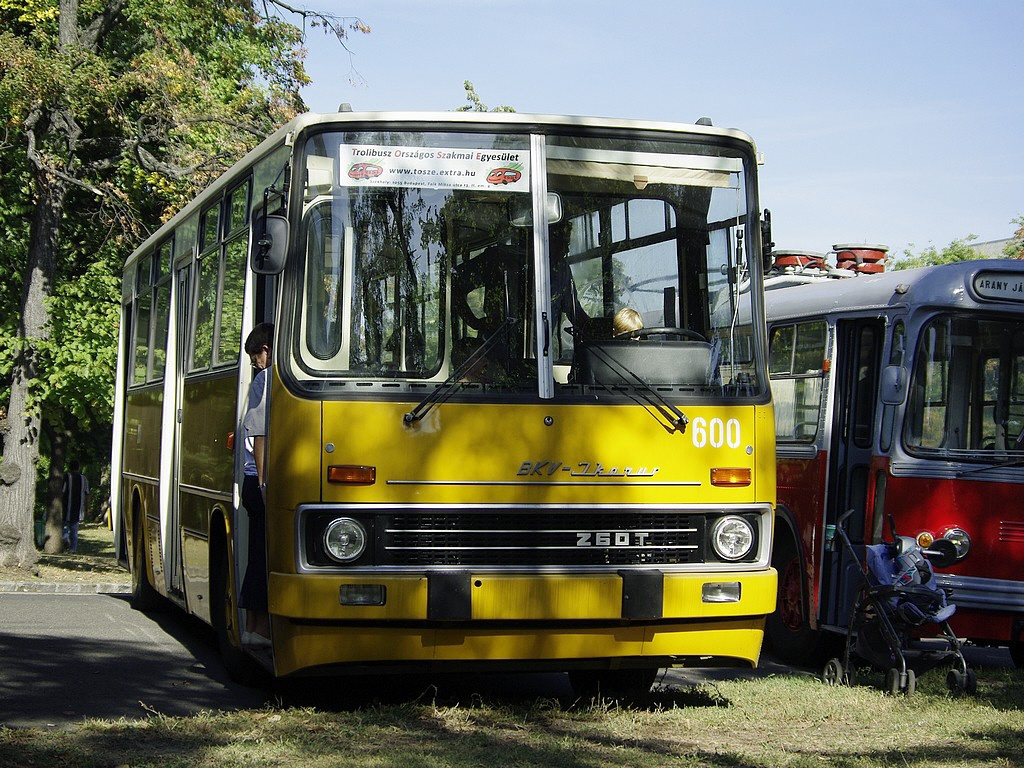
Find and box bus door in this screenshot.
[166,264,191,597]
[820,318,883,629]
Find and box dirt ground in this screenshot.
[0,522,129,585]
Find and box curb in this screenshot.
[0,582,131,595]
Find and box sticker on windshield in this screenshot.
[340,145,529,192]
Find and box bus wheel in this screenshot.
[129,511,160,612]
[765,537,821,665]
[1009,641,1024,669]
[210,538,263,686]
[568,668,658,702]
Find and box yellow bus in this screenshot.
[111,110,777,693]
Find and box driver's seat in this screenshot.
[577,337,712,387]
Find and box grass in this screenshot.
[0,663,1020,767]
[2,529,1019,766]
[0,522,129,585]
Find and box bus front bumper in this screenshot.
[267,569,777,677]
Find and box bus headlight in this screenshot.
[711,516,755,561]
[941,527,971,561]
[323,518,367,563]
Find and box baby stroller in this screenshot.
[822,509,975,696]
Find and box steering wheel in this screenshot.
[624,326,707,342]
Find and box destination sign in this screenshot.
[973,271,1024,302]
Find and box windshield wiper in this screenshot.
[578,340,689,435]
[957,455,1024,477]
[403,317,518,424]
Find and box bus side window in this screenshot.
[218,238,248,364]
[880,320,905,453]
[770,321,826,442]
[852,326,880,448]
[130,242,173,387]
[189,179,252,372]
[217,181,252,366]
[192,204,221,371]
[1009,333,1024,447]
[132,252,153,384]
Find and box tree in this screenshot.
[1003,215,1024,260]
[456,81,515,113]
[0,0,367,568]
[892,216,1024,270]
[890,235,982,271]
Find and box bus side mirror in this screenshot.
[761,209,774,272]
[509,193,562,227]
[250,212,288,275]
[880,365,907,405]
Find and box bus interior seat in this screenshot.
[577,339,712,387]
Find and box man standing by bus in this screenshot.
[62,460,89,553]
[240,323,273,646]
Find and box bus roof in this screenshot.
[763,259,1024,321]
[124,110,758,271]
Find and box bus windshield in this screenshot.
[905,314,1024,457]
[286,128,762,399]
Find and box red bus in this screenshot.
[761,250,1024,668]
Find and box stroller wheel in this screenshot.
[904,668,916,697]
[885,668,901,696]
[965,668,977,695]
[946,668,966,696]
[845,663,858,687]
[885,667,915,696]
[822,658,845,687]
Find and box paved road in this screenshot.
[0,592,1013,729]
[0,593,270,728]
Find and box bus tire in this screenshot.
[765,533,823,666]
[568,668,658,702]
[210,532,263,686]
[129,506,161,612]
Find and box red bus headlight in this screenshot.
[941,527,971,561]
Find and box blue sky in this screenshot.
[299,1,1022,259]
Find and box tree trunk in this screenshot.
[0,170,66,568]
[43,425,70,554]
[0,1,112,568]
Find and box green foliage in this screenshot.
[891,234,982,270]
[456,80,515,113]
[893,215,1024,269]
[0,141,30,414]
[1004,215,1024,260]
[41,249,121,428]
[0,0,369,524]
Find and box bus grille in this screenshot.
[380,511,706,567]
[999,521,1024,544]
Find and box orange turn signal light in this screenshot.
[710,467,751,487]
[327,465,376,485]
